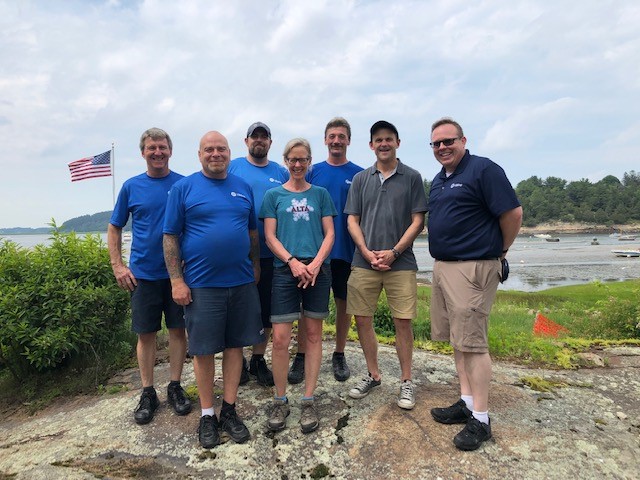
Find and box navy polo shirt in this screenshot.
[427,151,520,261]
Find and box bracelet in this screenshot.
[286,255,295,264]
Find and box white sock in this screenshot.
[472,410,489,425]
[201,407,215,417]
[461,394,474,411]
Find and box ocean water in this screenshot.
[3,233,639,292]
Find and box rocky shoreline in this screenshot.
[1,342,639,479]
[518,222,640,236]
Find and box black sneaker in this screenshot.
[430,399,472,424]
[198,414,220,449]
[348,374,381,399]
[239,357,250,386]
[453,417,492,451]
[220,409,251,444]
[287,355,305,384]
[250,356,275,387]
[167,383,192,416]
[332,352,350,382]
[134,390,160,425]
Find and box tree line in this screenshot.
[423,171,640,227]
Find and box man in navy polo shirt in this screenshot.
[427,117,522,451]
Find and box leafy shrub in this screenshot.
[586,297,640,339]
[0,226,131,380]
[372,291,394,336]
[324,291,401,338]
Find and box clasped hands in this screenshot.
[289,259,321,288]
[366,249,394,271]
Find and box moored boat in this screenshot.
[611,249,640,258]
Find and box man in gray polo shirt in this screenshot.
[344,120,428,410]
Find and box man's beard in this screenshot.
[250,146,268,159]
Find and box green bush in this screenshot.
[586,297,640,339]
[0,226,132,380]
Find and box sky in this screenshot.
[1,0,639,228]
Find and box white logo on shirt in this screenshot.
[345,179,352,185]
[450,183,463,189]
[231,191,247,199]
[269,177,283,184]
[286,198,314,221]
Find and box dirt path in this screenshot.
[1,343,639,479]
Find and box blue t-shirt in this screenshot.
[228,157,288,258]
[307,160,363,263]
[110,171,183,280]
[427,151,521,261]
[259,185,337,267]
[163,172,257,288]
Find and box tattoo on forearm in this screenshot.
[163,234,183,279]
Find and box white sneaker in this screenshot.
[397,380,415,410]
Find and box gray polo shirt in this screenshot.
[344,159,428,271]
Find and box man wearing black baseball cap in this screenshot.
[344,120,428,411]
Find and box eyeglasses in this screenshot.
[286,157,310,165]
[429,137,459,149]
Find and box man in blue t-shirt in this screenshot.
[289,117,363,384]
[108,128,191,426]
[163,131,265,449]
[427,117,522,451]
[229,122,288,387]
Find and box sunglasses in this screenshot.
[430,137,459,149]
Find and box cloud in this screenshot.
[0,0,639,226]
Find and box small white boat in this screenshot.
[533,233,552,239]
[611,249,640,258]
[618,235,637,241]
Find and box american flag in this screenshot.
[68,151,112,182]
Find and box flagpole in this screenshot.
[111,142,115,207]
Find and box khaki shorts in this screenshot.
[346,267,417,319]
[430,259,500,353]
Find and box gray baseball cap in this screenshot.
[246,122,271,138]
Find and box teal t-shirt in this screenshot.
[260,185,337,267]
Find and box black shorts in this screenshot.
[330,259,352,300]
[130,278,184,334]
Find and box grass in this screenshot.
[3,280,639,413]
[324,279,640,369]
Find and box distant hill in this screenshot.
[58,211,113,233]
[0,211,132,234]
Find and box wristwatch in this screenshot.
[392,248,400,258]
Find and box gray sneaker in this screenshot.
[300,398,319,433]
[397,380,415,410]
[267,398,290,432]
[348,374,381,399]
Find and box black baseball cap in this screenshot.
[370,120,399,140]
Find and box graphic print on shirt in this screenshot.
[286,198,314,221]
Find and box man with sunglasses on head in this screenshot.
[229,122,288,388]
[427,117,522,451]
